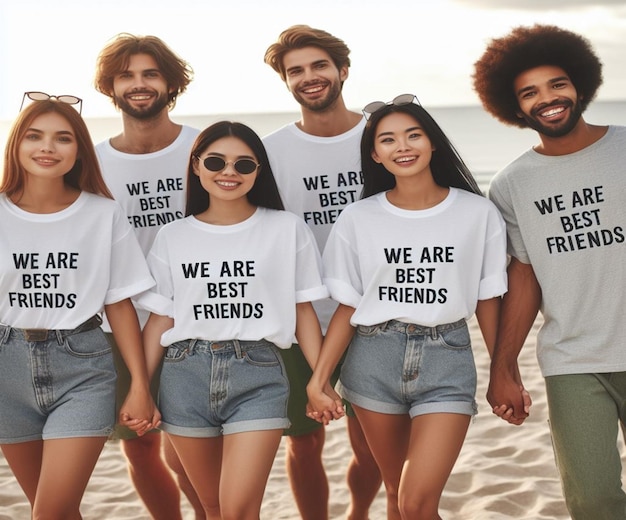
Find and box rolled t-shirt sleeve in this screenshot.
[322,217,362,308]
[478,203,508,300]
[105,206,155,305]
[135,230,175,317]
[294,217,329,303]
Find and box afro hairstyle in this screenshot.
[472,24,603,128]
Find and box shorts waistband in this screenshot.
[1,314,103,343]
[175,338,274,359]
[359,318,466,339]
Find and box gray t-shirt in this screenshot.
[489,125,626,377]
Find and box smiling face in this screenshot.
[371,111,435,181]
[193,136,259,203]
[283,46,347,112]
[514,65,583,138]
[112,53,172,119]
[18,111,78,183]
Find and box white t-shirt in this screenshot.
[96,125,199,254]
[323,189,508,327]
[0,192,154,330]
[263,119,366,329]
[96,125,199,329]
[137,208,329,349]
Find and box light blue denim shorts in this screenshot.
[0,321,116,443]
[340,319,477,418]
[158,338,290,437]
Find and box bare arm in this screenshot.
[294,301,324,370]
[475,296,501,357]
[105,299,161,434]
[142,312,174,382]
[295,302,342,424]
[487,258,541,424]
[306,304,356,422]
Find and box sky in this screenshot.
[2,0,626,121]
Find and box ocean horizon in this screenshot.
[2,99,625,191]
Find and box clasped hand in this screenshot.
[487,373,532,426]
[306,382,345,426]
[118,386,162,436]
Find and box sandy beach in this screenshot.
[1,315,621,519]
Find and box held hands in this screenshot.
[487,371,532,426]
[306,382,345,426]
[119,385,162,436]
[491,386,532,425]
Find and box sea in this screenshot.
[2,99,625,192]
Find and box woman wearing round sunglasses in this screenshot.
[0,96,158,518]
[140,121,331,519]
[307,96,508,519]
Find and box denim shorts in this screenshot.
[158,338,290,437]
[340,319,477,417]
[0,324,116,444]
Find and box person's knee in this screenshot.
[33,506,72,520]
[398,491,437,520]
[350,438,373,461]
[122,433,161,466]
[199,501,220,519]
[33,498,79,520]
[220,500,261,520]
[287,428,325,460]
[349,441,377,470]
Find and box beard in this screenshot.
[291,80,342,113]
[521,98,583,138]
[114,91,170,120]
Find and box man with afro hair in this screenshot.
[474,25,626,519]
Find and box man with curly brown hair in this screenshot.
[473,25,626,519]
[94,33,204,520]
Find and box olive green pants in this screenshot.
[545,372,626,520]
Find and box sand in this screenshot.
[1,316,622,519]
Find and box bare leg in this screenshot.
[122,433,183,520]
[36,437,105,519]
[1,440,44,506]
[163,434,206,519]
[166,434,223,520]
[110,330,185,519]
[399,413,470,519]
[220,429,283,520]
[345,415,382,520]
[286,427,329,520]
[353,405,410,520]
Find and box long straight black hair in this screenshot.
[185,121,284,216]
[360,102,482,199]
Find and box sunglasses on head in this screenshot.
[20,91,83,114]
[200,155,260,175]
[362,94,420,120]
